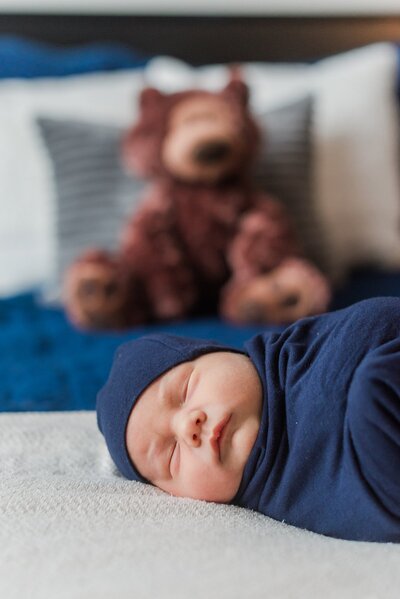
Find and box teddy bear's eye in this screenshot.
[104,282,118,297]
[79,279,99,296]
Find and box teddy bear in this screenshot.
[64,74,331,330]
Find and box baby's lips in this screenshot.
[210,414,231,461]
[209,435,220,460]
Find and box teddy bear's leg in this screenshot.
[222,193,331,324]
[220,258,331,325]
[63,249,148,330]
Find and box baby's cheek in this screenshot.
[181,462,241,503]
[229,418,260,470]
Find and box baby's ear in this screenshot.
[139,87,166,112]
[222,67,249,107]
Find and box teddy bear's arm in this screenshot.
[227,192,302,281]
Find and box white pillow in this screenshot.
[146,44,400,280]
[310,44,400,278]
[145,55,311,111]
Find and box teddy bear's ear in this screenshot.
[139,87,166,111]
[222,69,249,108]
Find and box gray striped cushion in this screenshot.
[38,97,322,297]
[255,96,326,269]
[38,118,146,296]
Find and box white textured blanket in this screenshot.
[0,412,399,599]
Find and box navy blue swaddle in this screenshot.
[234,297,400,542]
[97,297,400,542]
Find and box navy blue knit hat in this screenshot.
[96,333,238,482]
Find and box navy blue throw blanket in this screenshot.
[2,267,400,413]
[0,36,148,79]
[233,297,400,542]
[0,293,262,412]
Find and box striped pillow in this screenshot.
[255,96,326,268]
[38,96,320,297]
[38,118,146,296]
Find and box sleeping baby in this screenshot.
[97,297,400,542]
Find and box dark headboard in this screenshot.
[0,13,400,64]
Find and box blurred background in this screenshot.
[0,0,400,413]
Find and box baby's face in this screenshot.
[125,351,262,502]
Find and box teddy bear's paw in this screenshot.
[221,258,331,325]
[63,254,130,330]
[270,258,332,321]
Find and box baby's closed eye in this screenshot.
[180,372,191,404]
[169,441,180,476]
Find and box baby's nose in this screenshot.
[179,409,207,447]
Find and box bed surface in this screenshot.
[1,410,399,599]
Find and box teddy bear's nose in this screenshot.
[281,293,300,307]
[193,141,231,164]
